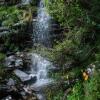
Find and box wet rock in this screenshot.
[6,55,16,63]
[0,27,9,32]
[20,85,38,100]
[14,69,31,82]
[6,52,15,57]
[48,66,61,72]
[5,55,16,68]
[4,52,32,71]
[14,69,37,83]
[0,31,10,37]
[2,95,12,100]
[16,52,21,57]
[5,54,24,70]
[23,85,32,94]
[7,78,16,86]
[0,85,10,92]
[0,86,23,99]
[15,59,23,67]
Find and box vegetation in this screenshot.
[43,0,100,99]
[0,0,100,100]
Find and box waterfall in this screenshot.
[31,1,53,99]
[21,0,53,99]
[33,0,51,47]
[31,0,53,87]
[31,53,52,87]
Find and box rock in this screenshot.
[16,52,21,57]
[0,86,23,99]
[7,78,16,86]
[5,55,16,63]
[15,59,23,67]
[20,53,25,58]
[2,95,12,100]
[20,86,38,100]
[0,31,10,37]
[23,85,32,94]
[4,52,32,71]
[48,66,61,72]
[14,69,37,83]
[5,55,16,68]
[28,74,37,84]
[14,69,31,82]
[0,85,10,92]
[5,54,24,70]
[6,52,15,57]
[0,27,9,32]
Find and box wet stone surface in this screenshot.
[0,52,38,100]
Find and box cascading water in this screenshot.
[21,0,53,99]
[33,0,51,47]
[31,53,52,88]
[31,0,53,99]
[31,0,53,88]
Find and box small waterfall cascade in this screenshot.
[31,0,53,88]
[31,53,53,87]
[21,0,53,99]
[33,0,51,47]
[31,1,53,99]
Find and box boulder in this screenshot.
[0,85,23,99]
[7,78,16,86]
[15,59,23,67]
[20,85,38,100]
[5,55,16,68]
[5,54,24,70]
[14,69,31,82]
[14,69,37,83]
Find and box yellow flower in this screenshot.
[83,72,89,81]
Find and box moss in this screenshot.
[0,53,5,62]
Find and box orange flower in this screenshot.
[83,72,89,81]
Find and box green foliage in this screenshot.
[67,82,84,100]
[46,89,64,100]
[44,0,100,65]
[0,6,23,27]
[83,73,100,100]
[0,53,5,80]
[67,70,100,100]
[44,0,100,100]
[45,0,86,27]
[0,53,5,62]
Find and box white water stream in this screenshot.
[33,0,51,47]
[31,0,53,88]
[31,53,52,88]
[21,0,53,99]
